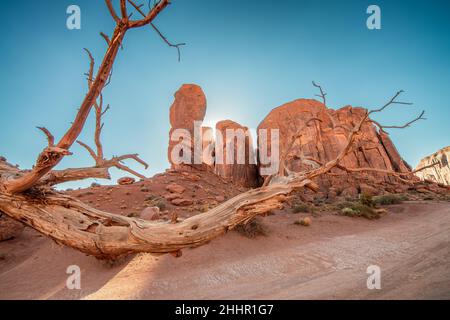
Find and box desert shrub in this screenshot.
[291,202,312,213]
[359,193,374,207]
[234,217,268,238]
[340,203,380,220]
[145,195,166,210]
[153,199,166,211]
[294,217,312,226]
[341,207,356,217]
[373,194,404,205]
[335,201,356,210]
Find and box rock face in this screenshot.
[257,99,411,197]
[415,146,450,185]
[168,84,207,170]
[214,120,259,188]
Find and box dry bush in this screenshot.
[234,217,269,238]
[373,194,405,205]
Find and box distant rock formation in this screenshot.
[257,99,411,197]
[214,120,259,188]
[415,146,450,185]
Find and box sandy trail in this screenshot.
[0,201,449,299]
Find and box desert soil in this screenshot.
[0,201,449,300]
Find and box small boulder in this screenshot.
[140,207,161,221]
[166,183,186,194]
[117,177,135,185]
[171,198,193,206]
[215,195,226,202]
[164,193,182,201]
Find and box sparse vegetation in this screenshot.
[291,201,313,213]
[145,195,167,211]
[235,217,268,238]
[373,194,405,205]
[340,203,380,219]
[359,193,374,207]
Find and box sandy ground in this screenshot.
[0,201,449,300]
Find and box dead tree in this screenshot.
[0,1,433,259]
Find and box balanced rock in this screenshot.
[168,84,207,171]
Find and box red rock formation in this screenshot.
[257,99,412,197]
[168,84,207,170]
[215,120,259,187]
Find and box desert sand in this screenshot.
[1,201,449,300]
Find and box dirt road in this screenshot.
[0,201,449,299]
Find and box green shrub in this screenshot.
[340,203,380,220]
[341,207,356,217]
[373,194,404,205]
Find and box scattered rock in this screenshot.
[164,193,182,201]
[171,198,193,206]
[215,195,226,202]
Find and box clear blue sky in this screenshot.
[0,0,449,188]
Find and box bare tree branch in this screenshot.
[312,81,327,106]
[100,32,111,46]
[105,0,121,23]
[127,0,185,61]
[2,1,169,194]
[37,127,55,147]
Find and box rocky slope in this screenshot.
[415,146,450,185]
